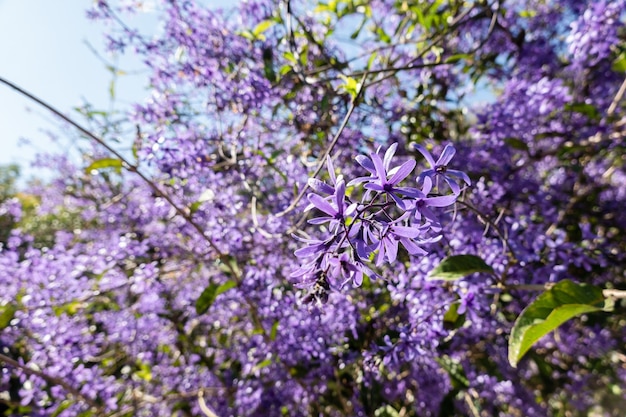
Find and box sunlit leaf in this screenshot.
[508,280,609,367]
[85,158,123,174]
[428,255,494,281]
[0,303,17,330]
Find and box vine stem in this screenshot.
[0,76,237,275]
[276,71,368,217]
[0,352,102,411]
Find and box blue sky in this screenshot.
[0,1,146,181]
[0,1,228,182]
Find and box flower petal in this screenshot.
[436,144,456,166]
[425,194,457,207]
[355,155,376,173]
[326,155,337,185]
[308,216,334,224]
[383,142,398,170]
[388,159,416,185]
[370,152,388,184]
[390,225,421,238]
[421,176,433,194]
[383,236,399,263]
[335,179,346,214]
[307,193,338,216]
[413,143,436,168]
[308,178,334,195]
[447,169,471,186]
[400,238,427,256]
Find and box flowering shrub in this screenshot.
[0,0,625,416]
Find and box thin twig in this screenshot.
[0,353,102,412]
[198,389,221,417]
[607,76,626,116]
[0,76,233,274]
[276,71,368,217]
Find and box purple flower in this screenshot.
[327,252,375,288]
[413,143,471,194]
[370,222,428,266]
[410,176,458,231]
[292,234,334,259]
[349,143,421,209]
[306,179,356,232]
[307,155,341,195]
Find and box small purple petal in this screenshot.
[413,144,436,168]
[394,186,424,199]
[425,194,457,207]
[436,144,456,166]
[308,217,334,225]
[383,142,398,170]
[364,183,385,192]
[335,179,346,213]
[383,237,399,264]
[308,193,338,216]
[355,155,376,173]
[446,177,461,195]
[326,155,337,185]
[390,226,421,238]
[447,169,471,186]
[400,238,427,256]
[370,152,388,183]
[388,159,416,185]
[308,178,335,194]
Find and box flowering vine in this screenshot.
[292,143,469,302]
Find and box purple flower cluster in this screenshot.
[567,0,626,69]
[1,0,626,416]
[292,143,469,301]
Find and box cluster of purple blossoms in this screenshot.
[291,143,470,302]
[566,0,626,69]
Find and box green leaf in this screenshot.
[85,158,123,174]
[218,254,241,278]
[428,255,494,281]
[51,400,73,417]
[283,51,298,64]
[612,51,626,73]
[134,362,152,382]
[564,102,601,120]
[505,137,529,151]
[338,75,360,99]
[443,301,465,330]
[252,19,275,41]
[0,303,17,330]
[375,27,391,44]
[190,189,216,214]
[508,279,607,368]
[263,58,277,83]
[254,358,273,371]
[109,79,116,100]
[445,54,470,64]
[238,30,254,41]
[366,51,378,70]
[190,201,202,214]
[519,9,537,18]
[53,300,83,317]
[269,320,280,341]
[195,280,237,315]
[436,355,469,389]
